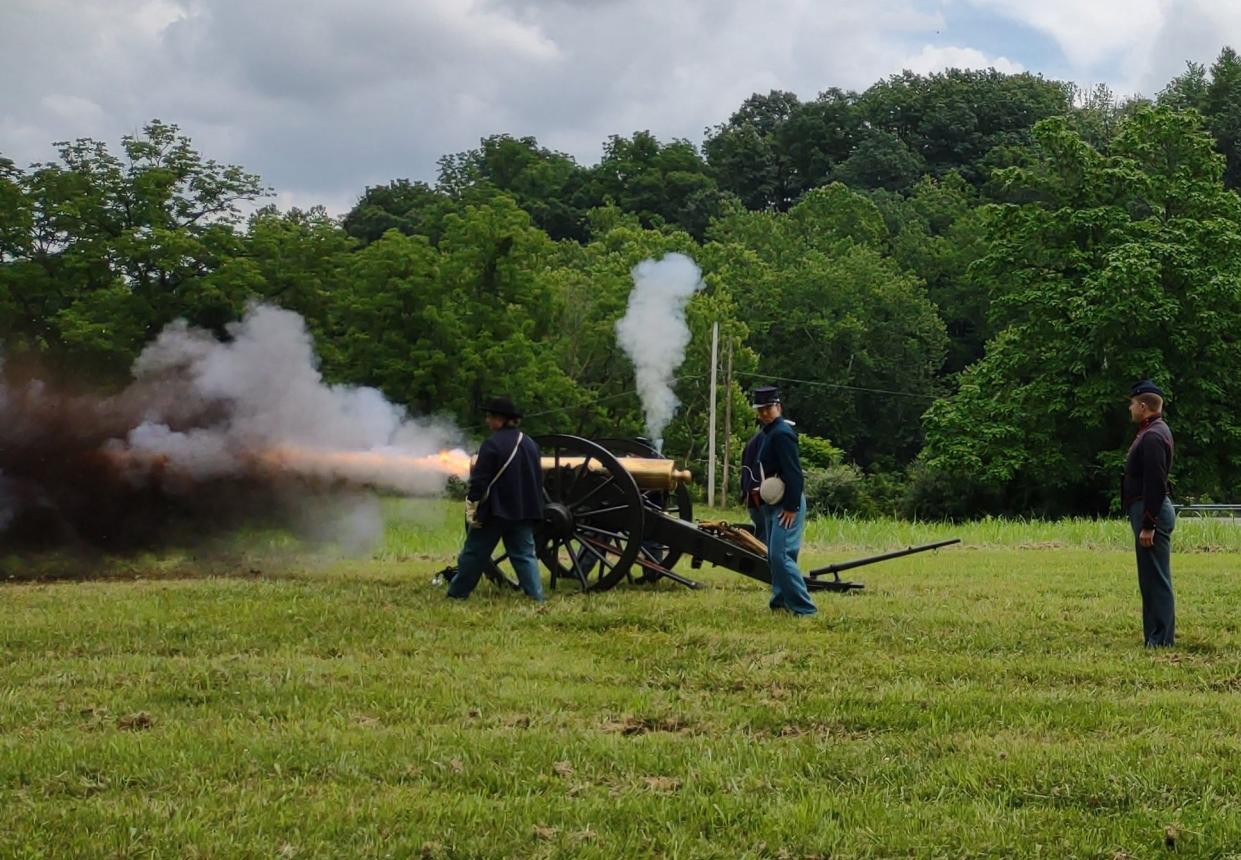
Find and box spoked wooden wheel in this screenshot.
[482,555,522,591]
[596,437,694,582]
[533,435,644,591]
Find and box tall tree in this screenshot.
[704,89,860,210]
[0,120,267,379]
[436,135,595,242]
[587,131,734,240]
[1158,49,1241,189]
[341,179,455,246]
[857,69,1070,186]
[874,175,992,372]
[710,184,948,466]
[921,108,1241,513]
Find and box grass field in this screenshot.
[4,500,1241,858]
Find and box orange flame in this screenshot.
[255,445,471,483]
[98,443,472,494]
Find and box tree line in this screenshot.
[7,49,1241,518]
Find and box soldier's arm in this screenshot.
[468,438,500,502]
[772,432,804,513]
[1140,433,1170,529]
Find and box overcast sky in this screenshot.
[3,0,1240,213]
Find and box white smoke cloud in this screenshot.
[614,253,705,450]
[117,302,464,495]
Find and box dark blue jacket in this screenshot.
[1122,416,1174,528]
[468,427,544,522]
[740,428,764,506]
[757,416,804,513]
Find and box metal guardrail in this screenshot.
[1173,504,1241,517]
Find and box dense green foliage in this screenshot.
[10,50,1241,515]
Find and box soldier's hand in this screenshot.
[465,499,482,529]
[778,509,797,529]
[1139,527,1155,548]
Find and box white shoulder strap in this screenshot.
[480,432,524,504]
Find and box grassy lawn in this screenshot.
[4,501,1241,858]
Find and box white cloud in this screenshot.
[966,0,1163,69]
[14,0,1234,213]
[901,44,1024,75]
[963,0,1241,95]
[0,0,963,210]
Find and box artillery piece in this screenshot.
[478,435,958,594]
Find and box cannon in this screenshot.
[474,435,958,594]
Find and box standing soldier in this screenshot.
[751,385,817,616]
[447,395,545,602]
[1122,379,1176,646]
[739,413,767,545]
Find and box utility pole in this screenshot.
[707,321,719,508]
[721,337,733,508]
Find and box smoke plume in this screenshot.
[614,253,705,450]
[0,303,464,556]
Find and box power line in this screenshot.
[731,370,939,401]
[522,367,938,422]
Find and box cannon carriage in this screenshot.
[478,435,957,594]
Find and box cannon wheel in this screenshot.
[533,435,645,591]
[596,438,693,582]
[482,554,522,592]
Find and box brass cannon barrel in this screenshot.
[540,456,692,490]
[468,452,691,490]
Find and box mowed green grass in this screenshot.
[5,501,1241,858]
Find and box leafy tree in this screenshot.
[436,135,594,242]
[429,195,582,428]
[1156,48,1241,190]
[1066,83,1147,150]
[231,205,356,340]
[921,108,1241,513]
[341,179,455,246]
[703,90,803,211]
[710,185,948,466]
[1162,47,1241,190]
[587,131,733,240]
[1158,61,1209,112]
[857,69,1070,185]
[832,129,926,193]
[704,89,860,211]
[874,175,993,371]
[0,120,267,379]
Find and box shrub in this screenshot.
[799,434,844,470]
[899,464,1003,521]
[444,476,469,501]
[804,465,867,516]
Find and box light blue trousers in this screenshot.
[748,504,768,546]
[764,495,817,616]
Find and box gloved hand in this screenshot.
[464,499,482,528]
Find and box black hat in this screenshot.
[751,385,781,407]
[1129,379,1165,398]
[482,395,522,418]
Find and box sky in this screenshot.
[3,0,1240,214]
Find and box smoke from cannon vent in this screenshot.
[0,304,466,555]
[615,253,705,451]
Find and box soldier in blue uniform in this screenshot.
[751,385,817,616]
[447,395,545,602]
[739,414,768,545]
[1122,379,1176,646]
